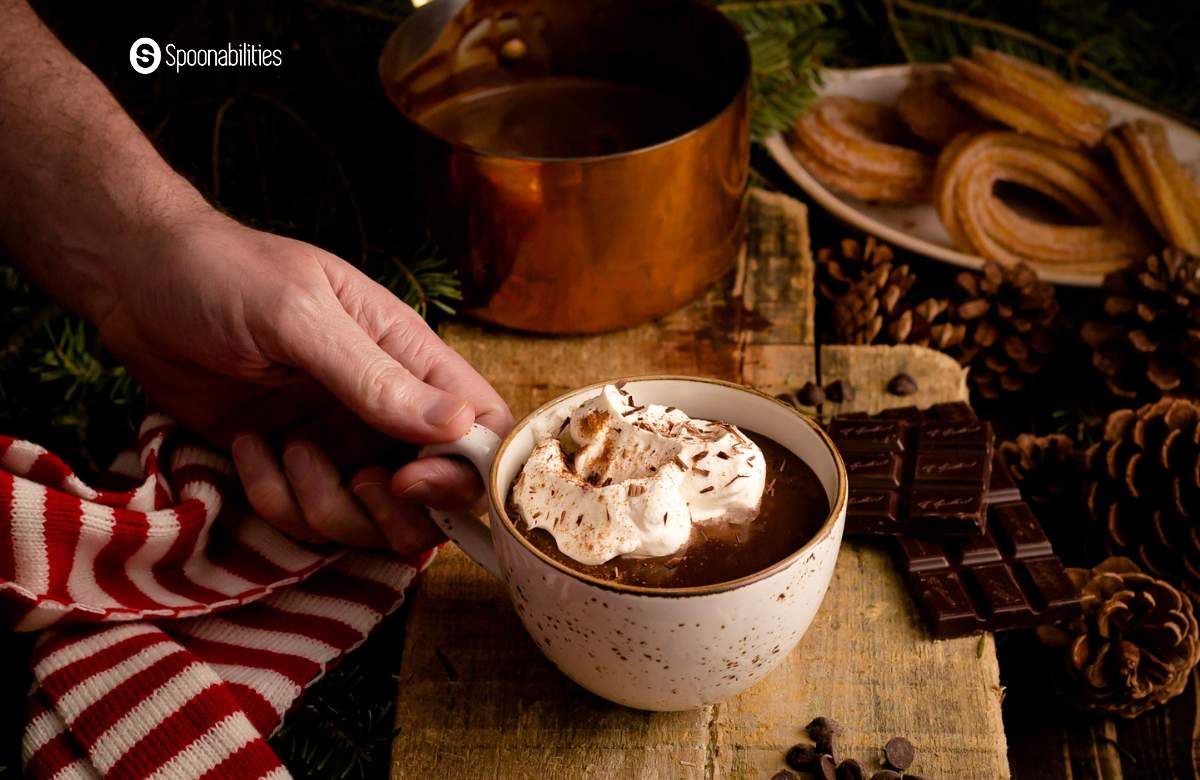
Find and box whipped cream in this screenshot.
[511,385,766,565]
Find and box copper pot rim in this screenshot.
[379,0,752,165]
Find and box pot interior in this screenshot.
[380,0,750,158]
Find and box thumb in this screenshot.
[281,309,474,443]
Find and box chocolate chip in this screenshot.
[798,381,825,406]
[824,379,855,404]
[887,373,918,396]
[785,743,818,770]
[869,772,901,780]
[836,758,866,780]
[817,754,837,780]
[805,717,841,751]
[883,736,914,771]
[771,772,799,780]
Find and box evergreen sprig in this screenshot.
[718,0,1200,139]
[879,0,1200,124]
[35,319,135,409]
[717,0,838,139]
[373,251,463,319]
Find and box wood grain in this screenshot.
[714,542,1007,779]
[391,189,1009,779]
[820,344,970,416]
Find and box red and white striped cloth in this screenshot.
[1,413,434,779]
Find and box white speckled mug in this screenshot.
[421,376,846,711]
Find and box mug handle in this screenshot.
[418,423,503,578]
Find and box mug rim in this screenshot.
[487,375,848,598]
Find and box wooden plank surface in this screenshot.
[391,190,1008,779]
[820,344,970,417]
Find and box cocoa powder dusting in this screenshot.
[511,431,828,589]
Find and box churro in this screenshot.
[789,95,934,203]
[934,131,1148,274]
[897,72,982,147]
[1105,120,1200,255]
[950,48,1107,147]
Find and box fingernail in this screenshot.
[397,479,432,502]
[282,444,313,483]
[424,397,469,428]
[231,434,262,472]
[353,481,396,521]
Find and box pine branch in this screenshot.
[719,0,1200,140]
[718,0,837,139]
[879,0,1200,126]
[36,319,135,407]
[378,252,463,319]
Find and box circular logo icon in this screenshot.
[129,38,161,74]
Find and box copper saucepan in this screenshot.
[380,0,750,334]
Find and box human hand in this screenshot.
[0,0,514,553]
[96,208,512,552]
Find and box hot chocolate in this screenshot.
[506,385,830,588]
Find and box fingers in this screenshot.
[276,294,474,445]
[390,456,486,512]
[231,432,325,544]
[350,466,446,554]
[282,442,387,548]
[328,265,514,436]
[280,407,404,472]
[269,255,510,446]
[379,310,514,435]
[232,432,445,555]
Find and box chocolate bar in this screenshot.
[829,402,993,537]
[895,469,1082,638]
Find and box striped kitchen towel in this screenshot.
[1,413,434,779]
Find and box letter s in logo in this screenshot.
[129,38,161,74]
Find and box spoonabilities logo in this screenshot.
[129,38,282,74]
[129,37,161,74]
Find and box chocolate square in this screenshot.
[894,471,1082,638]
[829,404,993,537]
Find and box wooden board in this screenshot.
[820,344,969,417]
[391,189,1009,779]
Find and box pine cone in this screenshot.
[816,237,895,302]
[999,433,1081,510]
[830,262,964,349]
[948,261,1059,400]
[1037,557,1200,718]
[1087,398,1200,602]
[1081,249,1200,402]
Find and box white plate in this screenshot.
[764,63,1200,287]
